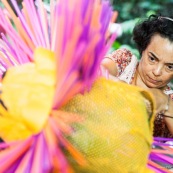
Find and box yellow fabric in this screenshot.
[62,78,155,173]
[0,48,56,141]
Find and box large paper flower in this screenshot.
[0,0,115,172]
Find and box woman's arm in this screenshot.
[100,58,120,81]
[101,58,118,76]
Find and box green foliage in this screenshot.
[43,0,50,3]
[112,0,173,22]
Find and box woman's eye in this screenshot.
[149,56,155,62]
[167,65,173,71]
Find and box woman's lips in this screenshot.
[147,76,161,84]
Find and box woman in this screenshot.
[101,14,173,138]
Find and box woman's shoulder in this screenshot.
[105,48,134,63]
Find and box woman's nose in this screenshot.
[152,65,162,76]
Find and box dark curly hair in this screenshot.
[133,14,173,55]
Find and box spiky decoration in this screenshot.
[0,0,115,172]
[148,137,173,173]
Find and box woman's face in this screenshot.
[138,34,173,89]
